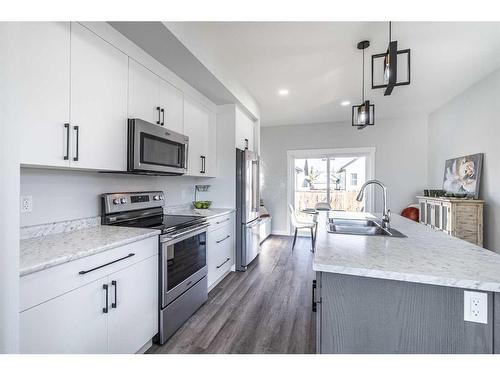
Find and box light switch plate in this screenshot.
[464,290,488,324]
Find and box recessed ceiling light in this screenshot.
[278,89,289,96]
[341,100,351,106]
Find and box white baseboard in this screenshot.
[136,338,153,354]
[208,268,232,292]
[271,230,291,236]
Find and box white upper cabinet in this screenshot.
[128,58,161,125]
[129,59,184,134]
[70,23,128,171]
[16,22,71,167]
[184,97,216,177]
[159,78,184,134]
[14,22,216,174]
[206,110,217,176]
[235,106,255,151]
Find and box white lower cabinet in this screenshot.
[20,239,158,354]
[107,255,158,354]
[20,276,109,354]
[207,213,235,288]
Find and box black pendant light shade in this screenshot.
[371,22,410,96]
[352,100,375,127]
[352,40,375,129]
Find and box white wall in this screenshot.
[428,67,500,252]
[261,116,428,234]
[20,168,200,226]
[0,23,20,353]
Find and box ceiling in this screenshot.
[165,22,500,127]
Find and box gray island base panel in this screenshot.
[316,272,500,354]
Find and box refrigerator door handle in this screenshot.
[251,160,259,212]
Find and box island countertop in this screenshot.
[313,212,500,292]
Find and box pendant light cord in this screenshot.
[362,47,365,102]
[389,21,392,42]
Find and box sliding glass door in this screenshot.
[289,148,374,221]
[293,157,328,214]
[328,156,366,211]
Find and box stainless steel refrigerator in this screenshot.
[236,148,261,271]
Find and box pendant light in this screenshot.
[371,21,411,96]
[383,21,393,86]
[352,40,375,129]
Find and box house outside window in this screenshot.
[350,173,358,187]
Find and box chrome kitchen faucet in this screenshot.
[356,179,391,229]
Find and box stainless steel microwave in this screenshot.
[127,118,189,175]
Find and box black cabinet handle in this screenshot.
[216,257,230,269]
[78,253,135,275]
[200,156,206,174]
[111,280,117,309]
[161,108,165,126]
[73,125,79,161]
[64,123,70,160]
[244,138,249,149]
[312,280,317,312]
[156,106,161,125]
[216,235,230,244]
[216,218,230,225]
[103,284,109,314]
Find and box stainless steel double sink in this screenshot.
[326,218,406,238]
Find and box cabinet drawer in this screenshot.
[207,226,234,287]
[207,212,234,233]
[20,236,158,312]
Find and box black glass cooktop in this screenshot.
[116,214,205,233]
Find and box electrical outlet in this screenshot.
[20,195,33,213]
[464,291,487,324]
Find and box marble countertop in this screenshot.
[20,226,160,276]
[313,212,500,292]
[164,206,235,219]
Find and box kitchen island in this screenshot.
[313,212,500,354]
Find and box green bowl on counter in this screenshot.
[193,200,212,209]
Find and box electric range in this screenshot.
[101,191,209,345]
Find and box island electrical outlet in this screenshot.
[464,291,487,324]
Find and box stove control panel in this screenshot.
[102,191,165,214]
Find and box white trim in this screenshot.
[286,147,376,235]
[271,230,291,236]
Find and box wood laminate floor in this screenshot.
[147,235,316,354]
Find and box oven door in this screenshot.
[161,226,208,307]
[128,118,188,175]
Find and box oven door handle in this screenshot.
[160,224,209,244]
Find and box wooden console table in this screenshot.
[417,196,484,247]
